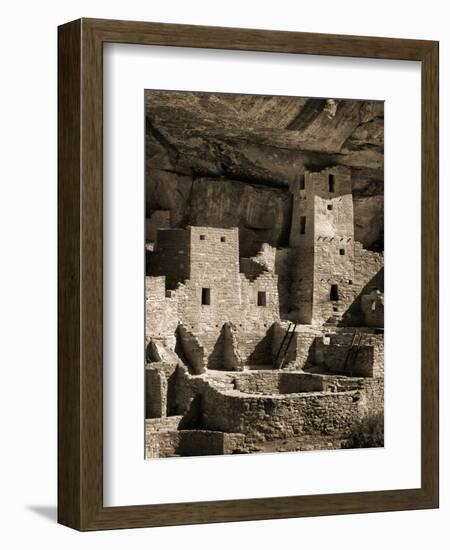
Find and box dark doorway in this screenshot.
[299,216,306,234]
[201,288,211,305]
[328,174,335,193]
[330,284,339,301]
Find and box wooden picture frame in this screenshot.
[58,18,439,531]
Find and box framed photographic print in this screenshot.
[58,18,439,530]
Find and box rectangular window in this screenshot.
[200,235,206,240]
[257,291,267,307]
[327,204,333,210]
[330,284,339,301]
[300,176,305,190]
[299,216,306,235]
[328,174,335,193]
[220,236,226,242]
[339,248,345,255]
[201,288,211,305]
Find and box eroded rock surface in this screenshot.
[145,91,384,251]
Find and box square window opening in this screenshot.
[200,235,206,241]
[339,248,345,255]
[257,291,267,307]
[220,236,226,242]
[327,204,333,210]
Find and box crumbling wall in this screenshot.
[222,323,244,371]
[239,257,265,280]
[177,325,207,374]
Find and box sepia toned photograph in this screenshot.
[144,91,384,459]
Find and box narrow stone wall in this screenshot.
[145,363,179,418]
[274,247,292,315]
[290,250,314,324]
[177,325,207,374]
[146,368,167,418]
[222,323,244,371]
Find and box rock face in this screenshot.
[146,91,384,252]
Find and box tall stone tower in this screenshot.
[289,166,354,325]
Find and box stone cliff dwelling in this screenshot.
[145,164,384,458]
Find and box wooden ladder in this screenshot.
[274,322,297,369]
[343,329,363,375]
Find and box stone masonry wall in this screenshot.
[146,368,166,418]
[343,244,384,325]
[145,363,178,418]
[233,371,325,394]
[145,276,178,350]
[361,289,384,327]
[177,325,207,374]
[146,226,280,369]
[314,332,384,378]
[145,429,245,458]
[171,366,383,444]
[202,386,376,444]
[288,166,355,325]
[274,247,293,315]
[272,323,320,369]
[290,249,314,323]
[312,237,355,324]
